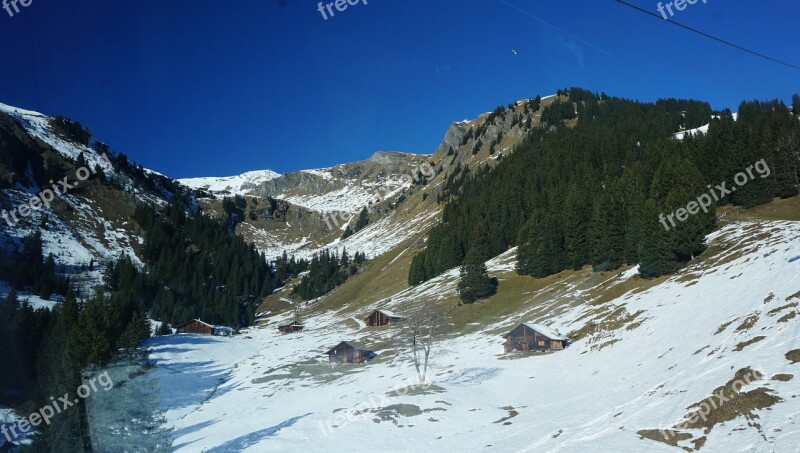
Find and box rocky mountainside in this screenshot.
[0,102,178,304]
[0,92,557,303]
[178,95,559,260]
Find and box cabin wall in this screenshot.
[505,325,566,352]
[177,321,214,335]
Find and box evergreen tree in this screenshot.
[457,250,498,304]
[119,310,151,356]
[562,185,590,270]
[517,210,566,277]
[156,321,172,336]
[354,207,369,232]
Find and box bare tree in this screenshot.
[406,305,443,386]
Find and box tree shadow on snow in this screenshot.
[205,413,312,452]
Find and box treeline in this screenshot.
[52,116,92,146]
[273,251,310,283]
[1,277,152,450]
[1,194,298,449]
[292,249,366,300]
[133,199,282,327]
[0,232,70,298]
[410,89,799,285]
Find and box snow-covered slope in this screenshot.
[111,219,800,452]
[0,102,172,298]
[674,113,739,140]
[179,170,281,197]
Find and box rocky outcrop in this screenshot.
[257,171,344,198]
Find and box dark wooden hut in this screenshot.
[364,309,404,327]
[175,319,215,335]
[278,321,305,334]
[326,341,374,364]
[502,323,569,353]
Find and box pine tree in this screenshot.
[457,250,498,304]
[76,152,87,169]
[156,321,172,336]
[355,207,369,231]
[118,310,151,355]
[342,225,354,239]
[562,185,590,270]
[517,210,566,278]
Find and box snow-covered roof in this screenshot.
[178,319,215,329]
[373,309,403,318]
[516,323,569,341]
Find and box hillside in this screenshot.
[90,216,800,452]
[1,90,798,452]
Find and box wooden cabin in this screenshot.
[278,321,305,334]
[326,341,374,364]
[364,309,404,327]
[502,323,569,353]
[175,319,215,335]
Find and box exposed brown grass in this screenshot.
[735,314,759,332]
[777,312,797,323]
[718,196,800,222]
[767,302,798,316]
[733,336,766,352]
[639,368,782,450]
[786,349,800,364]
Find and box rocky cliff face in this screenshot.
[257,170,341,198]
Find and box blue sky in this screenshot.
[0,0,797,178]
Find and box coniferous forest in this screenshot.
[133,199,282,327]
[292,248,366,300]
[0,194,297,451]
[410,89,800,286]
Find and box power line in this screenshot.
[613,0,800,71]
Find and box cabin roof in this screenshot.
[504,323,568,341]
[279,320,304,328]
[176,318,215,329]
[368,309,403,319]
[326,341,372,355]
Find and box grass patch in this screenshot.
[767,302,798,316]
[493,406,519,424]
[733,336,765,351]
[636,429,692,448]
[777,312,796,323]
[718,196,800,222]
[714,319,738,335]
[735,314,759,332]
[786,349,800,364]
[639,368,781,449]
